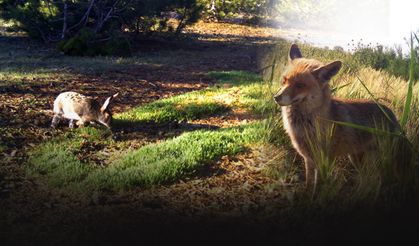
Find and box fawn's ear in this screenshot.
[101,93,119,112]
[312,61,342,83]
[289,44,303,61]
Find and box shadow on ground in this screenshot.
[0,22,295,246]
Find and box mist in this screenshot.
[275,0,419,54]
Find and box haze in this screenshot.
[277,0,419,54]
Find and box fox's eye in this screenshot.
[296,83,306,88]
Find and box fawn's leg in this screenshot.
[69,119,76,128]
[76,120,85,127]
[51,114,61,128]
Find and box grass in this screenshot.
[0,50,149,79]
[85,124,262,190]
[115,70,274,124]
[116,88,231,124]
[28,122,263,192]
[26,70,277,193]
[27,127,110,187]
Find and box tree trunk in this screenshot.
[61,0,68,39]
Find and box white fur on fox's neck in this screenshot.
[281,85,333,158]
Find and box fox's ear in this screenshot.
[312,61,342,83]
[289,44,303,61]
[101,93,118,112]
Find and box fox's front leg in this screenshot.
[303,157,316,186]
[348,153,365,167]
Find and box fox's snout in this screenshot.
[274,92,292,106]
[274,87,303,106]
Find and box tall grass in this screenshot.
[306,121,344,203]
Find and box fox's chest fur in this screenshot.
[281,99,394,158]
[282,106,318,157]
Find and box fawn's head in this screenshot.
[274,44,342,108]
[97,93,119,128]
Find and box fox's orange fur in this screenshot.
[274,44,400,185]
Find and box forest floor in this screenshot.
[1,21,417,245]
[0,21,298,244]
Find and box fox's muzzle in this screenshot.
[274,86,306,106]
[274,94,289,106]
[274,88,294,106]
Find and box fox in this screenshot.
[51,91,118,129]
[274,44,401,185]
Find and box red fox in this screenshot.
[274,44,400,185]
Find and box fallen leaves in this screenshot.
[0,21,291,237]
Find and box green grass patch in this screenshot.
[27,70,279,193]
[0,70,69,87]
[116,70,268,124]
[85,123,262,190]
[27,127,111,187]
[208,70,262,86]
[27,142,92,187]
[116,88,230,124]
[207,71,280,116]
[28,121,267,192]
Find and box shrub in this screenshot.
[353,44,419,81]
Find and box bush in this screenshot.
[104,35,132,57]
[57,28,131,57]
[353,44,419,81]
[58,28,97,56]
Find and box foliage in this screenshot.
[58,28,132,56]
[351,42,419,81]
[0,0,203,56]
[199,0,277,22]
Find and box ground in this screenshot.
[1,21,418,245]
[0,21,296,244]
